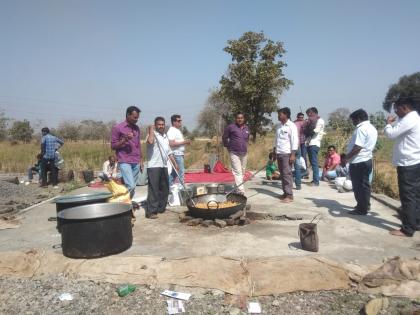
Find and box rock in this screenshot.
[187,218,203,226]
[179,215,193,223]
[214,219,227,228]
[201,220,214,227]
[364,298,389,315]
[225,218,235,226]
[272,299,280,307]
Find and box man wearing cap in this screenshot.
[111,106,143,198]
[384,97,420,237]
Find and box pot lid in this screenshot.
[53,192,113,204]
[57,202,132,220]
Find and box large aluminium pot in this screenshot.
[53,192,113,213]
[53,192,113,232]
[58,202,133,259]
[186,193,247,220]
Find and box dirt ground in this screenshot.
[0,180,59,216]
[0,276,418,315]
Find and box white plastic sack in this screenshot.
[168,185,181,206]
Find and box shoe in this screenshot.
[354,205,371,211]
[308,182,319,187]
[389,229,412,237]
[146,214,158,219]
[53,186,59,189]
[279,194,287,200]
[281,196,294,203]
[348,209,367,215]
[295,186,302,190]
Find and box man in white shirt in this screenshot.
[146,117,178,219]
[167,114,190,186]
[304,107,325,186]
[384,97,420,237]
[102,156,119,179]
[273,107,299,203]
[346,109,378,215]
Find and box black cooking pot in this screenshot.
[58,202,133,259]
[186,193,247,220]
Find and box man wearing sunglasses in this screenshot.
[167,114,190,186]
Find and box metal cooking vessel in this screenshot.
[58,203,132,259]
[205,183,225,194]
[53,192,113,213]
[186,193,247,220]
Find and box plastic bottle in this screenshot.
[116,284,136,297]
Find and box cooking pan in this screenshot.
[186,193,247,220]
[58,202,132,258]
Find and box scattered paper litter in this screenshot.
[161,290,191,301]
[167,299,185,314]
[248,302,261,314]
[58,293,73,301]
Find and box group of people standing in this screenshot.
[111,106,190,219]
[223,98,420,238]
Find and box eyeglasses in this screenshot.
[176,120,182,122]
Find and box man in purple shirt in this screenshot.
[222,112,250,194]
[111,106,144,198]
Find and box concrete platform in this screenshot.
[1,175,419,266]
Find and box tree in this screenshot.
[383,72,420,112]
[197,89,230,137]
[369,111,386,131]
[220,31,292,142]
[79,120,108,140]
[327,108,353,136]
[9,119,33,143]
[0,110,8,141]
[56,120,80,141]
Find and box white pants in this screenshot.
[230,152,248,192]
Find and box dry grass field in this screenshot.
[0,134,398,198]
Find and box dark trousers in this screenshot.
[277,154,293,196]
[146,167,169,216]
[349,159,372,213]
[41,158,57,186]
[397,163,420,236]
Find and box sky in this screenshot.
[1,0,420,130]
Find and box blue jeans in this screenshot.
[319,169,337,179]
[307,145,320,184]
[293,148,302,188]
[169,155,185,186]
[119,163,140,198]
[300,143,308,169]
